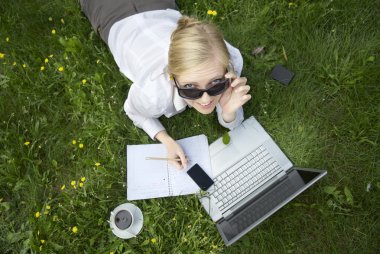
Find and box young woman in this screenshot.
[80,0,251,169]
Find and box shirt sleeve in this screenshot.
[225,41,243,77]
[217,41,244,129]
[216,104,244,130]
[124,83,166,140]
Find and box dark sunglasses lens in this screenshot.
[178,79,230,99]
[208,79,229,96]
[179,89,203,99]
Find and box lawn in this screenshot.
[0,0,379,253]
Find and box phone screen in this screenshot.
[187,164,214,191]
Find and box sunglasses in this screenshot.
[173,75,230,100]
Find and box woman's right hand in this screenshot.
[165,139,188,169]
[155,131,188,169]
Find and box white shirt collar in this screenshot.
[153,65,188,112]
[150,65,187,112]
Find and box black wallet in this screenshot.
[270,64,295,85]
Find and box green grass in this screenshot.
[0,0,379,253]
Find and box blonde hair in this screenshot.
[168,16,230,76]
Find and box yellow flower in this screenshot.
[207,10,217,16]
[6,37,10,42]
[48,17,53,21]
[61,184,65,190]
[24,141,31,146]
[151,238,157,244]
[110,252,114,254]
[35,211,40,218]
[72,226,78,233]
[49,54,54,58]
[72,139,77,145]
[81,79,87,85]
[40,66,45,71]
[96,59,100,64]
[44,58,49,63]
[51,29,56,35]
[61,18,65,24]
[71,180,76,187]
[95,162,101,167]
[0,52,5,59]
[46,205,51,210]
[22,63,27,68]
[81,177,86,182]
[79,143,84,149]
[40,239,45,244]
[79,182,84,188]
[58,66,64,72]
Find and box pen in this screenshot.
[145,157,190,162]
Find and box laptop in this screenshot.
[200,116,327,246]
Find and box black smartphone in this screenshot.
[187,163,214,191]
[270,64,295,85]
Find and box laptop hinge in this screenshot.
[223,210,233,219]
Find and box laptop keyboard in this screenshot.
[210,145,282,211]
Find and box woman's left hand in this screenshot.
[219,72,251,118]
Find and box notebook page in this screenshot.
[127,144,170,200]
[170,135,213,195]
[126,135,211,200]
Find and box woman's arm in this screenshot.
[155,130,188,169]
[124,84,166,140]
[125,89,187,170]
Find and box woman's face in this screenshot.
[175,61,226,115]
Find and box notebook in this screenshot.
[126,134,212,200]
[200,116,327,245]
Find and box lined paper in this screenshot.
[127,135,212,200]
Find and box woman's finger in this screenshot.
[235,85,251,94]
[230,77,247,88]
[243,94,252,101]
[178,152,188,169]
[225,72,237,80]
[237,94,252,107]
[241,94,252,105]
[169,160,182,170]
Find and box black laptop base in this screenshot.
[216,168,326,246]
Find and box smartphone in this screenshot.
[270,64,295,85]
[187,164,214,191]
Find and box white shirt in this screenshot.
[108,9,244,140]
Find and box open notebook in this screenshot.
[126,135,212,200]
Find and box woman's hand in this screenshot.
[219,72,251,122]
[165,139,188,169]
[155,131,188,169]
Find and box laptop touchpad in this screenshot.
[211,145,241,176]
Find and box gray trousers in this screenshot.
[80,0,178,44]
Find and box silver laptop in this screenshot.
[200,116,327,246]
